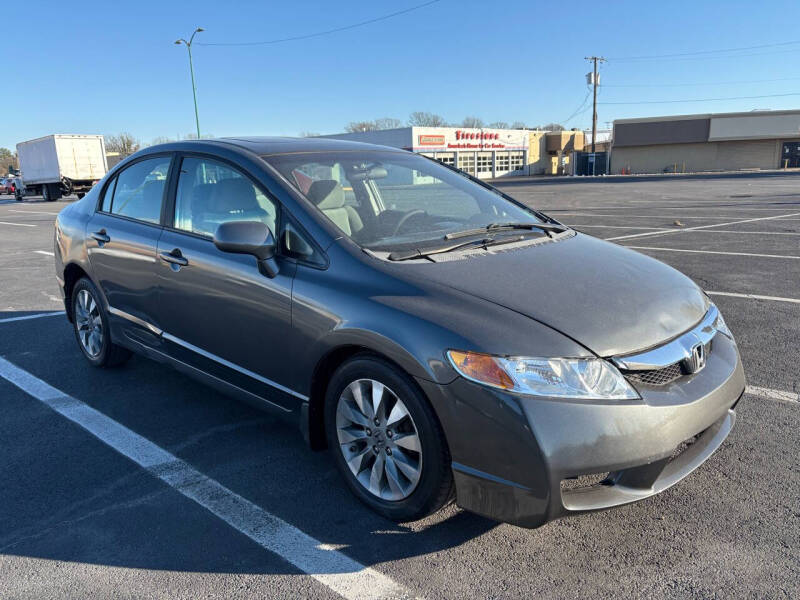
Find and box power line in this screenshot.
[608,47,800,63]
[608,38,800,61]
[602,76,800,88]
[198,0,442,46]
[562,89,592,123]
[600,92,800,105]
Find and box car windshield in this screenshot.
[262,150,546,252]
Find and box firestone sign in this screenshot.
[413,127,528,151]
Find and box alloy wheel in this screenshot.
[75,289,103,358]
[335,379,423,501]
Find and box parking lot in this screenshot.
[0,172,798,599]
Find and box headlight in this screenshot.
[712,306,734,341]
[447,350,639,400]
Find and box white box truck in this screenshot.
[16,134,108,201]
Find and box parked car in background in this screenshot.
[52,138,745,528]
[0,177,13,194]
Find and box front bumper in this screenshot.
[418,332,745,528]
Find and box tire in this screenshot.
[42,183,60,201]
[324,355,454,521]
[71,278,132,368]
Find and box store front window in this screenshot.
[477,152,492,174]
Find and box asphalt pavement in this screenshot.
[0,174,798,599]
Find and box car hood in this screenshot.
[409,233,708,357]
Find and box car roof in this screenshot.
[145,136,406,156]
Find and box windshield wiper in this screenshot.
[388,234,529,261]
[444,221,567,240]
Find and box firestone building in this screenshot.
[322,127,530,179]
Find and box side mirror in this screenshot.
[213,220,279,278]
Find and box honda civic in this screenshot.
[53,137,745,527]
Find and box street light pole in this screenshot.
[175,28,205,139]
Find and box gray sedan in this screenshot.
[53,137,745,527]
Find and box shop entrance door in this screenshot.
[781,142,800,168]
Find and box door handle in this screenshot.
[90,229,110,244]
[159,249,189,267]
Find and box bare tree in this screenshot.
[374,117,402,130]
[0,147,17,172]
[511,121,528,129]
[460,116,484,128]
[345,121,378,133]
[534,123,565,132]
[408,111,447,127]
[488,121,509,129]
[149,136,177,146]
[105,133,141,155]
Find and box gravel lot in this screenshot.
[0,172,798,599]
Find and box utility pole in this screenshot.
[585,56,606,156]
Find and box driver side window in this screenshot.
[174,157,278,238]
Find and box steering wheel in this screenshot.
[392,209,426,236]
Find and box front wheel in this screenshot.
[71,278,131,367]
[325,356,454,521]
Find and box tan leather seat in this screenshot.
[307,180,363,236]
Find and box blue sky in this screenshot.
[6,0,800,150]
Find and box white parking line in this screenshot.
[552,206,800,212]
[0,311,64,324]
[624,246,800,260]
[0,221,36,227]
[606,212,800,241]
[8,209,59,215]
[557,213,737,219]
[0,356,414,600]
[707,291,800,305]
[575,225,671,231]
[746,385,799,403]
[679,230,800,236]
[34,250,54,256]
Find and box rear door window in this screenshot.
[107,157,171,224]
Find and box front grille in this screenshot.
[623,362,683,386]
[621,339,713,387]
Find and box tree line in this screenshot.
[105,132,215,156]
[340,112,566,133]
[2,115,570,171]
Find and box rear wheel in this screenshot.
[71,278,131,367]
[324,355,454,521]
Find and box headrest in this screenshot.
[307,180,345,210]
[208,178,257,213]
